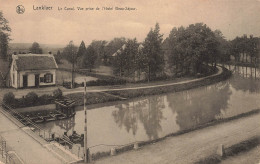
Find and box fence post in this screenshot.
[78,146,80,158]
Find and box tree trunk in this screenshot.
[148,65,150,82]
[71,61,74,89]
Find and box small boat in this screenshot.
[56,114,67,120]
[33,118,45,123]
[70,131,84,144]
[44,115,57,121]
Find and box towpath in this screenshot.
[0,66,223,99]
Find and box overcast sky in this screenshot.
[0,0,259,46]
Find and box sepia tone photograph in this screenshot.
[0,0,260,163]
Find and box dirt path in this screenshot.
[93,112,260,164]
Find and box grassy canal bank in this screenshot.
[66,66,232,107]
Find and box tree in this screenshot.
[142,23,164,81]
[76,41,87,68]
[77,41,87,57]
[0,11,11,59]
[214,30,230,63]
[104,37,126,65]
[82,45,97,72]
[166,23,219,75]
[54,50,62,64]
[29,42,43,54]
[112,38,139,78]
[90,40,107,65]
[62,41,78,88]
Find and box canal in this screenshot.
[38,65,260,155]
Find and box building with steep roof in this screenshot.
[10,53,58,88]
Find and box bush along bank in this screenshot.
[2,88,63,109]
[105,66,232,99]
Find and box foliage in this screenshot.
[81,45,98,71]
[29,42,43,54]
[86,78,126,86]
[54,50,62,64]
[90,40,107,65]
[77,41,87,57]
[112,38,139,77]
[166,23,219,75]
[3,92,53,108]
[62,41,78,64]
[0,11,11,59]
[104,37,126,64]
[62,41,78,88]
[25,92,39,105]
[230,35,259,63]
[142,23,165,81]
[39,94,52,104]
[53,88,63,99]
[3,92,15,104]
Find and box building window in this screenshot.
[40,77,44,83]
[44,73,53,83]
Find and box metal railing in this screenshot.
[0,136,15,164]
[0,102,83,159]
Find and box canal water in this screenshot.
[38,65,260,155]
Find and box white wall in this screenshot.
[18,69,56,88]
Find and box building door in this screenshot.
[23,75,28,88]
[35,74,39,87]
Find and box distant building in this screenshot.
[10,54,58,88]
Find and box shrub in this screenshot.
[25,92,38,105]
[53,88,63,99]
[39,94,52,104]
[86,78,126,86]
[3,92,15,105]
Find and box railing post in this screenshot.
[78,146,80,158]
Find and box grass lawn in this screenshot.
[56,70,97,85]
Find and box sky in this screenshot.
[0,0,259,46]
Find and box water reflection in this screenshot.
[112,96,165,140]
[38,65,260,154]
[55,116,76,132]
[167,82,231,130]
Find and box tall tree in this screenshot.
[105,37,126,65]
[54,50,62,64]
[77,41,87,57]
[0,11,11,59]
[112,38,139,78]
[82,45,97,72]
[90,40,107,65]
[62,41,78,88]
[166,23,219,75]
[29,42,43,54]
[142,23,164,81]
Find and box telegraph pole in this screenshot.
[84,79,88,162]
